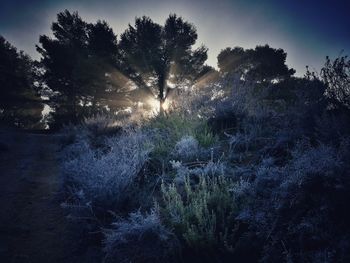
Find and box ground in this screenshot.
[0,128,101,263]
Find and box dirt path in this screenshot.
[0,129,100,263]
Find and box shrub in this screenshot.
[82,113,121,137]
[103,209,179,263]
[61,129,153,212]
[172,136,200,161]
[56,53,350,263]
[146,112,216,161]
[195,123,218,148]
[145,113,198,160]
[321,55,350,108]
[147,113,198,139]
[240,142,350,262]
[160,173,236,253]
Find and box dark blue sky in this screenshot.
[1,0,349,75]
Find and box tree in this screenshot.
[37,10,88,123]
[74,20,121,114]
[217,44,295,83]
[0,35,42,128]
[118,14,208,114]
[217,47,247,75]
[37,10,119,125]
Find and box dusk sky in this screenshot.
[1,0,349,75]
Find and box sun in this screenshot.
[146,97,171,113]
[162,99,170,111]
[145,97,160,113]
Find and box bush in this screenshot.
[61,129,153,213]
[195,123,218,148]
[57,53,350,263]
[240,141,350,262]
[321,55,350,108]
[82,114,121,137]
[146,112,218,161]
[145,113,199,160]
[172,135,200,161]
[103,209,179,263]
[160,171,236,253]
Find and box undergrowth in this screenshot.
[58,56,350,262]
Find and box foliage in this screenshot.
[3,7,350,262]
[172,135,200,160]
[195,123,219,148]
[103,209,179,263]
[56,47,350,263]
[119,14,208,114]
[0,35,43,128]
[238,141,350,262]
[217,44,295,82]
[321,55,350,108]
[37,10,121,125]
[37,11,210,126]
[145,112,212,160]
[81,113,122,138]
[160,166,236,252]
[61,128,153,212]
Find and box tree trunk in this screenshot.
[159,98,165,116]
[158,73,166,116]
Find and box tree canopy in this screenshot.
[118,14,208,112]
[217,44,295,82]
[36,11,209,124]
[0,35,42,127]
[37,10,120,125]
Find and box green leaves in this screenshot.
[161,174,236,250]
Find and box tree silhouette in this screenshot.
[0,35,42,128]
[218,44,295,82]
[37,10,119,125]
[37,11,208,124]
[217,47,247,75]
[118,14,208,114]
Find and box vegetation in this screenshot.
[217,45,295,83]
[0,35,42,128]
[118,14,208,114]
[36,10,121,126]
[1,9,350,263]
[55,52,350,262]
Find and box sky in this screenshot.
[1,0,349,76]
